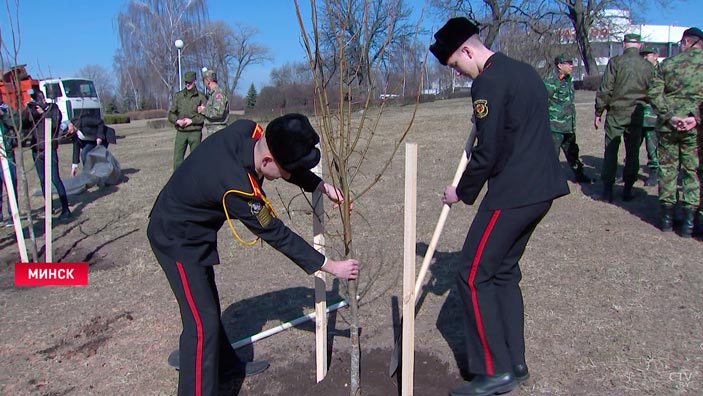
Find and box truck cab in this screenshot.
[40,78,102,122]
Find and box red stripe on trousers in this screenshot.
[176,262,204,396]
[467,209,501,375]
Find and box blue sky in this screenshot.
[1,0,700,94]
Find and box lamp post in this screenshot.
[175,39,184,90]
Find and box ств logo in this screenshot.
[14,262,89,286]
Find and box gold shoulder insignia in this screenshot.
[473,99,489,119]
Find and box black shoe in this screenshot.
[450,372,517,396]
[600,184,614,203]
[513,363,530,384]
[574,169,594,184]
[58,210,72,221]
[645,169,658,187]
[223,360,270,378]
[622,184,635,201]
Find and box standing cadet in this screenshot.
[544,53,593,184]
[168,71,205,171]
[429,17,569,396]
[147,113,360,396]
[647,27,703,237]
[197,70,229,138]
[640,46,661,186]
[594,34,655,202]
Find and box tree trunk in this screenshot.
[569,0,599,75]
[14,142,38,261]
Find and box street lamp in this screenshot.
[175,39,184,90]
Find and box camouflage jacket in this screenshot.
[647,47,703,131]
[168,87,206,132]
[642,62,661,128]
[201,85,229,125]
[544,69,575,133]
[595,47,655,116]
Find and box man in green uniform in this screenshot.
[647,27,703,237]
[640,46,660,186]
[595,33,655,202]
[545,54,593,184]
[198,70,229,138]
[168,71,205,171]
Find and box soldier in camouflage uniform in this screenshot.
[545,54,593,184]
[595,33,655,202]
[639,46,660,186]
[647,27,703,237]
[168,71,206,171]
[198,70,229,138]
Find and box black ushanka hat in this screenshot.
[429,17,480,66]
[265,113,321,173]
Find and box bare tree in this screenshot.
[295,0,423,394]
[115,0,208,108]
[431,0,521,48]
[198,20,272,97]
[77,64,115,110]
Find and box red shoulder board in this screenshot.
[252,123,264,139]
[247,173,264,199]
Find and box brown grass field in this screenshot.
[0,91,701,395]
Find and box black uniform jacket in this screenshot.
[147,119,325,274]
[457,52,569,210]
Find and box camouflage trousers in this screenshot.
[658,129,699,208]
[641,127,659,170]
[552,132,585,172]
[203,124,227,139]
[173,130,202,171]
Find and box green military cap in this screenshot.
[554,53,574,65]
[682,27,703,40]
[202,70,217,82]
[639,46,658,55]
[623,33,641,42]
[184,71,196,83]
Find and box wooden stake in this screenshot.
[402,143,417,396]
[312,162,327,382]
[44,119,52,262]
[0,130,27,262]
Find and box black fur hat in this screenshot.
[265,113,321,173]
[430,17,480,66]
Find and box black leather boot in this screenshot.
[681,207,695,238]
[661,204,674,232]
[600,183,614,203]
[622,183,635,201]
[573,166,594,184]
[645,169,658,187]
[694,209,703,236]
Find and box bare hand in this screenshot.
[442,185,459,205]
[670,116,686,130]
[197,104,204,113]
[70,167,78,177]
[322,258,360,280]
[594,116,601,130]
[320,182,352,210]
[183,118,193,127]
[96,138,102,146]
[682,116,698,131]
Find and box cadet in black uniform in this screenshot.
[430,18,569,396]
[147,114,359,396]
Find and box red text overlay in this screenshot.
[15,262,89,286]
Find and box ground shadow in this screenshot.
[389,242,468,383]
[581,155,661,228]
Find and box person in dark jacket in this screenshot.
[430,17,569,396]
[23,90,71,220]
[0,98,18,225]
[59,115,114,176]
[147,113,360,396]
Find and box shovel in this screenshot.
[389,127,476,377]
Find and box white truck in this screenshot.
[39,78,103,122]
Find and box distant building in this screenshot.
[558,9,687,79]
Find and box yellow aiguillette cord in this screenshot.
[222,185,278,246]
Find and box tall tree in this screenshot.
[115,0,208,108]
[245,83,257,109]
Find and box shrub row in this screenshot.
[125,109,168,121]
[103,114,131,124]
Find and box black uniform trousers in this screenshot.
[150,242,242,396]
[457,200,551,376]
